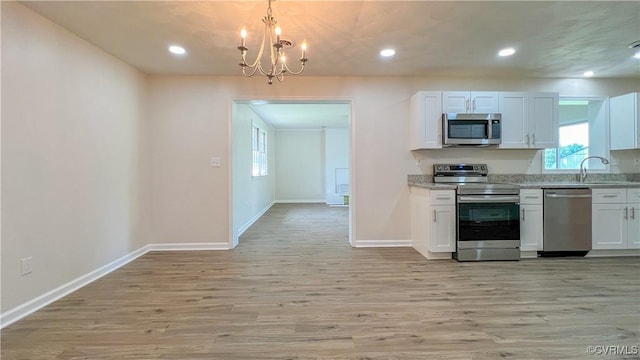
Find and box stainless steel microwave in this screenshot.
[442,113,502,146]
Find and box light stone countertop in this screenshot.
[408,173,640,190]
[518,181,640,189]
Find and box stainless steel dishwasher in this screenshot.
[542,188,592,256]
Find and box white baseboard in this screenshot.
[586,249,640,257]
[148,242,230,251]
[0,242,231,329]
[354,240,412,247]
[425,251,452,260]
[520,251,539,259]
[237,201,274,237]
[0,245,150,329]
[275,199,326,204]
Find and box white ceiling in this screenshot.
[16,1,640,129]
[20,0,640,79]
[245,101,350,129]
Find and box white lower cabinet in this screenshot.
[519,189,543,252]
[592,188,640,250]
[410,187,455,259]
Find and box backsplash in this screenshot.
[408,173,640,185]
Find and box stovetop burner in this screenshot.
[433,163,520,195]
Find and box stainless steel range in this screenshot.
[434,163,521,261]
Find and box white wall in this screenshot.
[1,2,148,312]
[232,104,275,241]
[325,128,350,205]
[274,129,325,202]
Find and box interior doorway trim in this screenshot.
[228,96,356,248]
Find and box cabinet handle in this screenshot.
[472,98,476,112]
[632,207,636,220]
[465,99,470,112]
[624,207,628,220]
[524,195,539,199]
[526,134,530,146]
[433,210,437,223]
[435,196,450,200]
[521,208,526,221]
[532,133,536,145]
[603,195,618,198]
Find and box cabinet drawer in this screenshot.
[628,188,640,203]
[519,189,543,204]
[592,188,627,204]
[429,190,455,205]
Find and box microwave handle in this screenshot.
[486,121,492,140]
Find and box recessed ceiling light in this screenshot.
[380,49,396,57]
[498,48,516,57]
[583,70,594,77]
[168,45,186,55]
[634,51,640,59]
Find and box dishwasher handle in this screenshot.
[545,193,592,199]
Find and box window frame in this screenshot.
[542,96,610,174]
[252,124,268,177]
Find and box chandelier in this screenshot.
[237,0,308,84]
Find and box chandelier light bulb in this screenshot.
[240,28,247,48]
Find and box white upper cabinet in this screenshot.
[610,92,640,150]
[498,92,558,149]
[443,91,500,113]
[409,90,557,150]
[499,92,529,149]
[528,92,559,149]
[410,91,443,149]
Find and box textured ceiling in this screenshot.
[20,0,640,79]
[246,102,350,129]
[15,1,640,129]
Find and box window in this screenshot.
[544,98,608,171]
[252,124,268,176]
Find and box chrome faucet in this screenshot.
[579,156,610,182]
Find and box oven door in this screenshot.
[456,195,520,249]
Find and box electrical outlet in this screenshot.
[20,257,33,276]
[415,158,423,166]
[634,158,640,166]
[210,157,221,167]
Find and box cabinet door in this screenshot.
[442,91,470,113]
[471,92,500,113]
[410,187,430,256]
[499,92,529,149]
[430,205,456,252]
[628,203,640,249]
[592,204,627,249]
[610,92,639,150]
[529,92,559,149]
[410,91,442,149]
[520,204,543,251]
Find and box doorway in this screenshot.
[230,99,354,248]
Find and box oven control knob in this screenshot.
[436,165,442,171]
[481,165,486,171]
[474,165,479,170]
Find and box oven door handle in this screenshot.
[457,195,520,203]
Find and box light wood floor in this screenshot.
[2,203,640,359]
